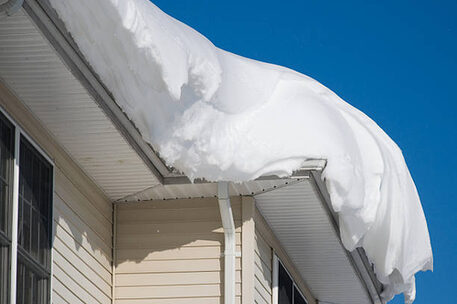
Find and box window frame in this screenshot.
[0,107,54,304]
[272,253,309,304]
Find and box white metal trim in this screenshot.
[272,253,279,304]
[9,127,20,304]
[112,204,117,304]
[48,163,55,304]
[309,171,383,304]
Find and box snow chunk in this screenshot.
[48,0,432,302]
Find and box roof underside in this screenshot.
[0,8,161,200]
[255,178,374,304]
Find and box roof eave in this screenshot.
[309,170,384,304]
[23,0,172,184]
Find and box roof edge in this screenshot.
[23,0,172,183]
[309,170,384,304]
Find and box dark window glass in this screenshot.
[0,112,14,304]
[16,136,52,304]
[0,112,13,237]
[0,245,10,304]
[294,286,307,304]
[278,262,293,304]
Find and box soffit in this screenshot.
[0,9,160,200]
[255,180,373,304]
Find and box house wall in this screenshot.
[0,83,113,304]
[114,197,242,304]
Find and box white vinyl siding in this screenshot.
[254,230,273,304]
[52,168,112,304]
[115,197,242,304]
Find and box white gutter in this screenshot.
[0,0,23,18]
[217,182,237,304]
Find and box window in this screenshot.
[273,255,308,304]
[0,110,53,304]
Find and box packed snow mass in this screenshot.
[49,0,432,302]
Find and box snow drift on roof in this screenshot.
[48,0,432,302]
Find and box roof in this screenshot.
[0,1,430,303]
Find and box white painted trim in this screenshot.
[49,164,55,304]
[112,203,117,304]
[241,196,255,304]
[9,127,20,304]
[272,253,279,304]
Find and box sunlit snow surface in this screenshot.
[49,0,432,302]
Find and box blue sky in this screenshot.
[151,1,456,302]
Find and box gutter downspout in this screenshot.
[217,182,237,304]
[0,0,23,18]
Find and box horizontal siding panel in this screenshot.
[52,279,84,304]
[55,167,112,221]
[255,251,272,278]
[255,289,270,304]
[115,297,241,304]
[53,236,111,289]
[116,257,242,274]
[255,232,272,270]
[255,279,272,304]
[115,198,244,303]
[117,198,241,214]
[255,229,273,304]
[53,222,111,274]
[116,271,242,286]
[117,246,223,261]
[53,251,111,303]
[54,215,111,268]
[118,206,240,223]
[54,195,112,253]
[117,221,241,235]
[116,283,241,299]
[117,233,241,249]
[55,168,112,227]
[53,263,104,304]
[52,291,69,304]
[255,262,272,297]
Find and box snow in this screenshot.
[48,0,432,302]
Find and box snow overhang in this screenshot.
[1,1,430,302]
